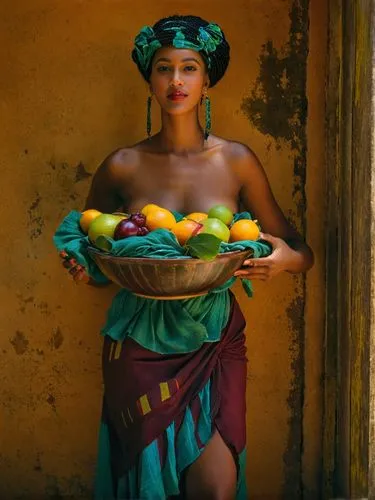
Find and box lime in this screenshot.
[199,217,230,243]
[207,205,233,226]
[88,214,124,247]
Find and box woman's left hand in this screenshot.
[234,232,301,281]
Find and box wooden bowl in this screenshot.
[87,247,252,300]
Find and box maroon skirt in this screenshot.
[101,294,248,481]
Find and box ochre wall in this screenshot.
[0,1,326,498]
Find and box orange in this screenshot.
[79,209,102,234]
[141,203,160,216]
[186,212,208,223]
[172,219,202,246]
[146,207,176,231]
[229,219,260,242]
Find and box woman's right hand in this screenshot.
[59,250,90,284]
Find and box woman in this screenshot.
[63,14,313,500]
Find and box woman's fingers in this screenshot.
[234,266,270,280]
[60,251,89,283]
[74,268,90,284]
[69,264,82,276]
[70,266,89,284]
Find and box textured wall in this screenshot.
[0,1,326,498]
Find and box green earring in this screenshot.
[147,95,152,138]
[204,94,211,140]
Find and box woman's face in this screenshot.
[149,47,209,115]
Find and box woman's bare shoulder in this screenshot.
[96,144,145,181]
[218,137,256,160]
[212,136,260,172]
[104,145,140,167]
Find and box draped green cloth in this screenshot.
[53,210,271,353]
[53,210,271,498]
[53,210,271,293]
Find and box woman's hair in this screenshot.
[132,15,230,87]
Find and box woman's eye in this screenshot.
[157,66,170,72]
[184,66,197,72]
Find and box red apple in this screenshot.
[114,219,139,240]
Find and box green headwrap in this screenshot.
[132,17,229,87]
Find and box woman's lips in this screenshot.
[167,92,188,101]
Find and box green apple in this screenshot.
[198,217,230,243]
[88,214,125,250]
[207,205,233,226]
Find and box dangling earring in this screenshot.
[146,94,153,138]
[202,89,211,140]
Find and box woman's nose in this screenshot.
[170,70,184,86]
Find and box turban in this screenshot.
[132,15,230,88]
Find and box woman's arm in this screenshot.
[84,149,132,212]
[63,149,134,286]
[230,143,314,280]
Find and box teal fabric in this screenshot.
[54,210,256,496]
[53,210,271,292]
[53,210,271,352]
[133,23,224,74]
[94,422,114,499]
[95,380,247,500]
[237,448,248,500]
[102,288,230,353]
[53,211,110,284]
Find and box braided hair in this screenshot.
[132,15,230,87]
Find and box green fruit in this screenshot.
[198,218,230,243]
[95,235,112,252]
[88,214,124,248]
[207,205,233,226]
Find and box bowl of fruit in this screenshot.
[82,204,260,299]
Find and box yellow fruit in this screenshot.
[146,208,176,231]
[229,219,260,242]
[79,209,102,234]
[141,204,160,216]
[172,219,202,246]
[186,212,208,223]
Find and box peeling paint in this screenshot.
[75,161,92,183]
[284,293,305,498]
[45,159,82,213]
[27,192,45,240]
[37,301,51,317]
[17,295,34,314]
[242,0,309,497]
[48,160,68,171]
[33,453,42,472]
[241,1,308,225]
[45,474,91,498]
[46,394,57,412]
[10,331,29,355]
[49,327,64,350]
